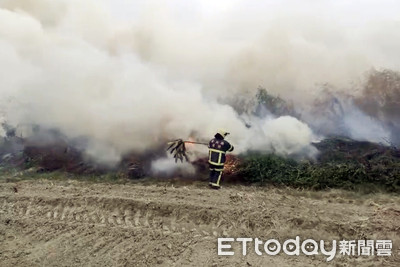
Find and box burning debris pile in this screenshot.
[313,137,400,165]
[0,123,242,181]
[0,120,399,193]
[0,124,157,178]
[191,154,243,182]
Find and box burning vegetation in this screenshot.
[1,131,398,193]
[0,70,399,193]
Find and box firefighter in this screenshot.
[208,129,234,189]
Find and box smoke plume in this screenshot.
[0,0,399,165]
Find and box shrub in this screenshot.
[238,153,400,193]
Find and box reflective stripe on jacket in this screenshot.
[208,138,234,166]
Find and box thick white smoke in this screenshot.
[151,157,196,176]
[0,0,399,164]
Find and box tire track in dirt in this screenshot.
[1,181,398,266]
[0,195,235,237]
[0,192,252,266]
[0,192,383,242]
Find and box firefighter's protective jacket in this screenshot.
[208,138,234,168]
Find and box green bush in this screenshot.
[238,153,400,193]
[238,153,298,185]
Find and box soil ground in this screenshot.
[0,177,399,266]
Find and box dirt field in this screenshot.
[0,178,399,266]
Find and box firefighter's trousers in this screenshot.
[209,166,223,188]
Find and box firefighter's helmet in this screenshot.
[217,129,230,137]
